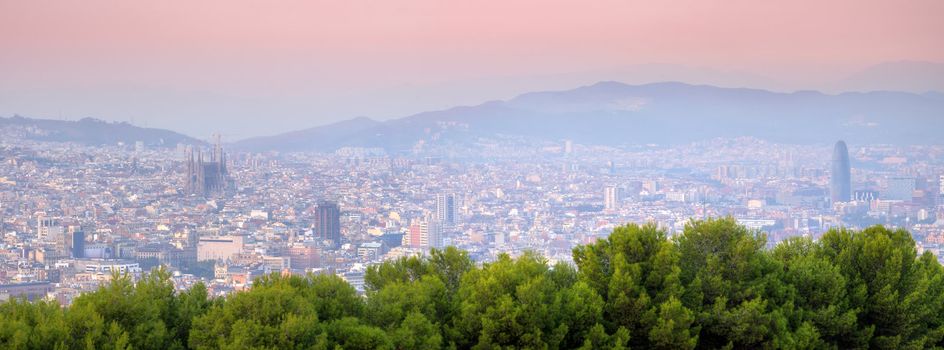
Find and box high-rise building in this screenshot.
[830,140,852,203]
[939,174,944,195]
[420,219,442,249]
[403,218,441,249]
[316,201,342,248]
[404,223,422,248]
[63,230,84,259]
[436,193,458,226]
[36,217,63,242]
[564,140,573,155]
[184,137,232,197]
[886,176,916,201]
[55,231,69,259]
[604,186,621,210]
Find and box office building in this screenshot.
[604,186,621,210]
[886,177,916,201]
[830,140,852,203]
[56,230,85,259]
[316,201,342,248]
[436,193,458,226]
[36,217,63,242]
[939,175,944,195]
[421,219,442,249]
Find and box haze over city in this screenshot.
[2,0,944,138]
[2,1,944,349]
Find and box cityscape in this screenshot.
[2,0,944,348]
[2,133,942,302]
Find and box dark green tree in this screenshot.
[819,226,944,349]
[573,223,694,347]
[189,272,367,349]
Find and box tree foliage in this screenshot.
[3,220,944,349]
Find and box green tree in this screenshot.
[0,299,70,349]
[189,272,367,349]
[365,247,473,344]
[389,311,443,350]
[323,317,393,350]
[573,223,692,347]
[70,268,182,350]
[819,226,944,349]
[3,221,944,350]
[648,297,698,350]
[773,237,866,348]
[675,218,789,348]
[365,275,448,329]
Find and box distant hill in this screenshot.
[234,81,944,152]
[0,115,204,147]
[232,116,381,152]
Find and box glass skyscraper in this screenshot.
[830,140,852,203]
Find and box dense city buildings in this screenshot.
[1,134,943,302]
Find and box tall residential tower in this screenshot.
[436,193,458,226]
[603,186,621,210]
[316,201,342,249]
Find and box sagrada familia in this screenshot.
[184,139,233,197]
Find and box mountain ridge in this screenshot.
[233,81,944,152]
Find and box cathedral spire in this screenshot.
[186,146,195,194]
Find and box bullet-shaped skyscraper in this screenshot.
[830,140,852,203]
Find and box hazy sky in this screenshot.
[2,0,942,139]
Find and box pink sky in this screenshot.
[1,0,942,138]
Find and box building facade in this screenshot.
[436,193,458,226]
[316,201,341,248]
